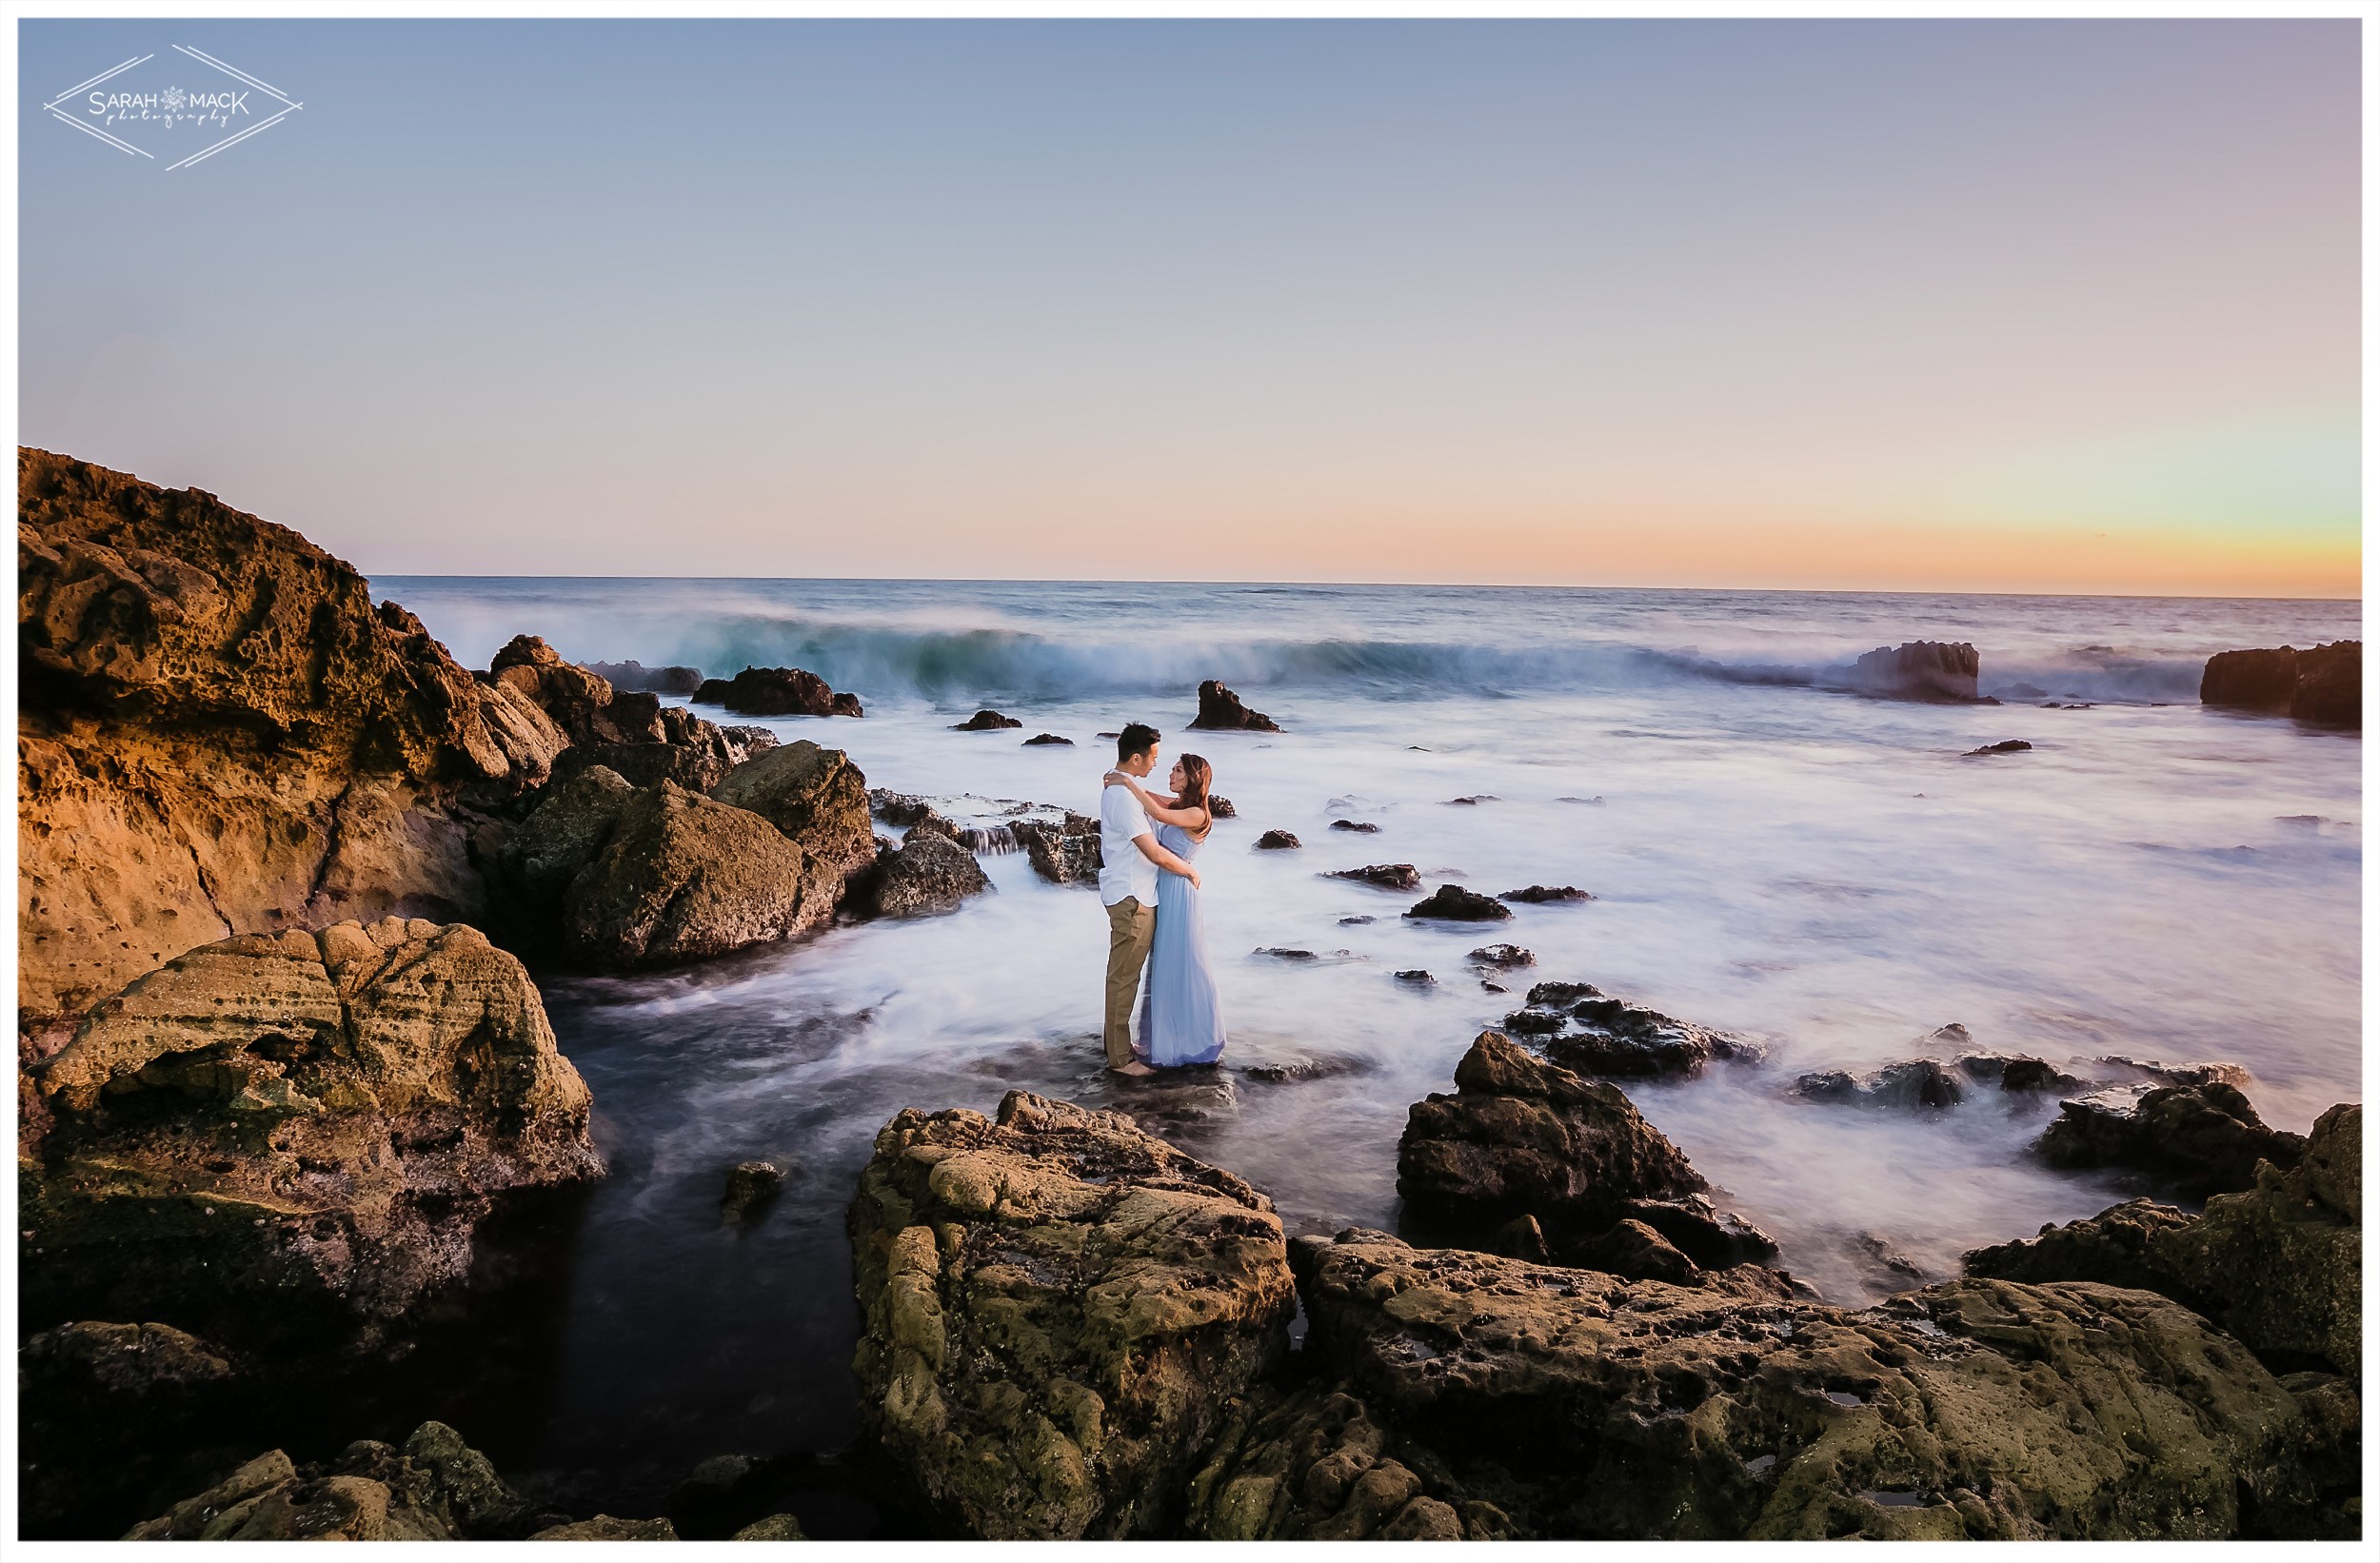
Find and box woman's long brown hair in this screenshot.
[1176,754,1215,839]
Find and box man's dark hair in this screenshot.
[1117,722,1160,763]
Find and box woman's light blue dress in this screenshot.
[1140,821,1227,1067]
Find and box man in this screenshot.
[1098,722,1167,1077]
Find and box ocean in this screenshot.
[354,576,2361,1527]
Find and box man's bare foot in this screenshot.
[1109,1059,1157,1078]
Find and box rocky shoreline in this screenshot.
[14,448,2364,1540]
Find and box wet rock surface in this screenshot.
[1186,1231,2336,1538]
[709,739,879,881]
[1010,811,1104,886]
[695,665,864,719]
[1838,641,1981,702]
[1254,829,1301,850]
[2202,641,2361,728]
[123,1422,562,1540]
[1501,884,1592,903]
[2035,1080,2304,1197]
[562,782,840,967]
[848,1091,1297,1538]
[1328,863,1419,891]
[1469,943,1535,969]
[24,919,601,1339]
[866,827,994,919]
[1022,732,1074,746]
[952,709,1022,730]
[1404,884,1511,921]
[1189,679,1282,732]
[1501,981,1762,1078]
[1965,739,2032,756]
[721,1160,786,1223]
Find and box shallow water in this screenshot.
[338,579,2362,1520]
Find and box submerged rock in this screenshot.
[1501,884,1592,903]
[1794,1059,1966,1110]
[1254,830,1301,850]
[1328,863,1420,891]
[1502,981,1762,1078]
[2201,642,2361,728]
[1965,740,2032,756]
[848,1091,1297,1538]
[25,920,600,1338]
[696,665,864,719]
[1329,819,1380,833]
[868,828,993,919]
[1840,641,1981,702]
[1189,679,1282,732]
[1180,1231,2338,1539]
[585,659,704,696]
[2035,1080,2304,1197]
[952,709,1022,730]
[1403,884,1511,921]
[123,1422,555,1540]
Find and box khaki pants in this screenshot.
[1103,896,1157,1067]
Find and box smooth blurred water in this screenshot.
[360,576,2359,1520]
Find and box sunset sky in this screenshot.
[17,18,2361,596]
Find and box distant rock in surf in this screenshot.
[1209,795,1238,818]
[1502,980,1761,1078]
[1255,829,1301,850]
[1965,740,2032,756]
[694,665,863,719]
[1328,863,1420,891]
[952,708,1022,730]
[1394,969,1435,985]
[1022,732,1073,746]
[1501,884,1592,903]
[1189,679,1282,732]
[1404,884,1510,921]
[1444,794,1498,805]
[2201,642,2361,728]
[1469,943,1535,969]
[586,659,704,695]
[1840,641,1981,702]
[1329,818,1379,833]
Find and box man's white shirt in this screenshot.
[1097,779,1160,907]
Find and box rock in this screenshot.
[733,1514,810,1539]
[1965,740,2032,755]
[563,782,837,967]
[953,709,1022,730]
[1501,982,1762,1078]
[1500,885,1592,903]
[1256,947,1318,961]
[868,788,956,836]
[1444,794,1498,805]
[25,920,600,1338]
[722,1160,785,1222]
[17,449,559,1014]
[585,660,704,696]
[2036,1081,2305,1197]
[1327,863,1420,891]
[710,740,878,880]
[125,1421,548,1540]
[1254,830,1300,850]
[531,1515,681,1540]
[869,828,993,919]
[848,1091,1297,1538]
[695,666,863,719]
[1190,679,1281,732]
[1954,1052,2084,1094]
[488,636,630,742]
[1972,1103,2360,1376]
[1209,796,1238,819]
[18,1319,250,1535]
[2202,642,2362,728]
[1022,732,1073,746]
[1187,1231,2337,1538]
[23,1318,236,1397]
[1009,813,1103,886]
[1339,917,1375,926]
[1329,820,1379,833]
[2094,1055,2253,1092]
[496,764,639,909]
[1841,641,1981,702]
[1792,1059,1965,1110]
[1394,970,1435,986]
[720,725,781,760]
[1396,1032,1709,1252]
[1403,885,1511,921]
[1469,944,1535,969]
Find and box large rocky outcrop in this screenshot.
[2035,1080,2303,1197]
[2201,642,2361,728]
[696,665,863,718]
[122,1422,560,1540]
[486,634,755,793]
[17,449,554,1015]
[1182,1231,2339,1539]
[1970,1101,2360,1376]
[709,739,878,879]
[22,919,601,1339]
[1838,641,1980,702]
[848,1092,1297,1538]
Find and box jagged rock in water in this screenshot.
[1840,641,1981,702]
[1009,812,1103,886]
[2036,1080,2304,1197]
[1794,1059,1966,1110]
[563,782,839,966]
[848,1091,1296,1538]
[16,449,566,1014]
[1394,969,1435,985]
[1209,795,1239,819]
[1330,819,1380,833]
[952,709,1022,730]
[1954,1052,2083,1094]
[1970,1102,2360,1376]
[1965,740,2032,756]
[695,665,863,719]
[1180,1230,2339,1539]
[721,1160,785,1223]
[123,1422,557,1540]
[1329,863,1420,891]
[1022,732,1074,747]
[2094,1055,2253,1092]
[2201,642,2361,728]
[585,659,704,696]
[1255,830,1301,850]
[710,739,878,880]
[1499,981,1761,1078]
[868,827,993,919]
[24,920,600,1339]
[719,724,780,759]
[1404,884,1511,921]
[1189,680,1281,733]
[1501,885,1592,903]
[1469,943,1535,969]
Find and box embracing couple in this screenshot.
[1098,722,1227,1078]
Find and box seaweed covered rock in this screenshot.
[868,828,992,919]
[562,782,837,967]
[1181,1231,2336,1539]
[2036,1080,2303,1197]
[696,665,863,719]
[23,920,601,1339]
[16,449,561,1014]
[122,1422,552,1540]
[1504,981,1763,1078]
[710,739,879,880]
[848,1091,1296,1538]
[1971,1102,2360,1376]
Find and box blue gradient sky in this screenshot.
[17,19,2361,594]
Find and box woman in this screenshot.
[1103,754,1228,1067]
